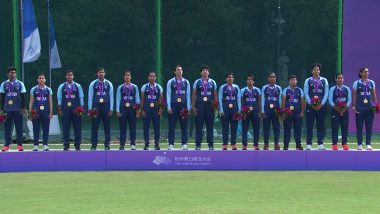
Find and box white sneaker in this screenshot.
[306,145,312,150]
[182,144,188,150]
[43,145,49,151]
[357,145,363,150]
[131,145,136,150]
[33,145,38,151]
[317,144,326,150]
[168,144,174,150]
[366,145,373,151]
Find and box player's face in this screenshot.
[174,67,183,76]
[246,77,254,86]
[124,72,132,82]
[336,75,343,85]
[226,75,234,84]
[66,72,74,82]
[360,68,369,79]
[268,74,276,84]
[37,75,46,85]
[97,69,106,79]
[148,73,156,83]
[312,66,320,76]
[8,70,16,80]
[289,78,297,87]
[201,69,209,78]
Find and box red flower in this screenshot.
[133,104,141,111]
[0,112,7,123]
[371,103,380,113]
[232,112,242,121]
[29,110,40,120]
[311,96,321,107]
[157,99,166,109]
[88,108,98,118]
[275,107,283,118]
[74,106,85,117]
[282,107,293,119]
[337,102,347,113]
[241,105,252,119]
[180,108,189,119]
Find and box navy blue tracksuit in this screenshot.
[141,83,163,146]
[30,86,52,146]
[219,84,241,146]
[0,79,26,147]
[116,83,140,146]
[88,79,114,148]
[304,76,329,145]
[261,84,282,145]
[166,77,191,145]
[241,86,261,147]
[353,79,376,145]
[282,86,304,147]
[193,78,217,148]
[328,85,351,145]
[57,82,84,149]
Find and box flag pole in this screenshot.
[47,0,52,87]
[12,0,21,78]
[20,0,25,82]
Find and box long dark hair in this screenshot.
[358,67,367,79]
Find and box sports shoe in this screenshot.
[168,144,174,150]
[222,145,228,150]
[263,144,269,150]
[43,145,50,151]
[366,145,373,151]
[195,146,201,150]
[231,144,237,150]
[274,144,281,150]
[342,144,349,151]
[154,144,160,150]
[17,145,24,151]
[90,146,97,150]
[332,144,339,151]
[317,144,326,150]
[208,146,214,151]
[130,145,136,150]
[33,145,39,151]
[182,144,188,150]
[119,146,125,150]
[105,145,110,150]
[63,146,70,151]
[253,145,260,150]
[2,146,10,152]
[306,145,312,150]
[357,145,363,150]
[143,145,149,150]
[75,147,81,151]
[242,145,248,150]
[283,145,289,150]
[296,145,304,150]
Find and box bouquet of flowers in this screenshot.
[241,105,252,120]
[180,108,189,119]
[311,96,321,107]
[232,112,242,121]
[88,108,98,118]
[371,102,380,113]
[73,106,85,117]
[0,111,7,123]
[157,99,166,109]
[275,108,283,118]
[29,109,40,120]
[337,102,347,116]
[281,107,293,120]
[133,104,141,111]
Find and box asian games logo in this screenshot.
[153,156,172,166]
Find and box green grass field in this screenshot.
[1,171,380,213]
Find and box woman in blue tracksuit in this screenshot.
[304,63,329,150]
[141,71,164,150]
[352,67,377,150]
[192,65,218,150]
[29,74,53,151]
[219,72,241,150]
[328,73,351,150]
[282,75,305,150]
[88,67,114,150]
[166,65,191,150]
[241,74,261,150]
[116,70,140,150]
[261,72,282,150]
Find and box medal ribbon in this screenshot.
[98,81,104,98]
[202,79,208,97]
[38,87,46,106]
[123,83,132,102]
[176,79,182,97]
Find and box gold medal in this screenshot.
[290,105,295,110]
[150,103,155,108]
[67,102,72,107]
[228,104,233,108]
[203,97,208,102]
[249,107,253,111]
[125,103,130,107]
[40,105,45,110]
[8,100,13,105]
[177,98,182,103]
[363,98,368,104]
[269,104,274,109]
[99,98,104,103]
